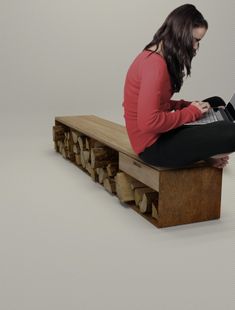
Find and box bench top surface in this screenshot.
[55,114,208,171]
[55,114,134,153]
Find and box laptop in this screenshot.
[184,93,235,125]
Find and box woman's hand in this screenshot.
[190,101,211,114]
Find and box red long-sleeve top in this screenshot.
[122,50,202,155]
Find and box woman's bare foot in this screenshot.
[205,155,229,169]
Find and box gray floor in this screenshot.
[1,117,235,310]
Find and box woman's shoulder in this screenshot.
[139,50,168,74]
[142,49,166,64]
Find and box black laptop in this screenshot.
[184,93,235,125]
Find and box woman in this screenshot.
[122,4,235,169]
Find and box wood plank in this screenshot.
[55,115,133,155]
[55,115,209,171]
[119,152,160,191]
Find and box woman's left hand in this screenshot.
[194,101,211,109]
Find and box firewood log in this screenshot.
[64,131,70,141]
[71,130,83,144]
[134,187,155,206]
[68,152,75,161]
[115,172,136,202]
[80,151,85,168]
[57,141,62,153]
[139,191,159,214]
[103,177,116,193]
[85,137,105,149]
[80,150,90,168]
[86,162,97,182]
[98,167,108,184]
[85,137,90,149]
[90,147,117,169]
[130,180,147,190]
[152,202,159,220]
[73,144,80,154]
[90,147,115,161]
[62,146,69,159]
[71,130,78,144]
[75,154,82,166]
[52,125,64,141]
[78,136,87,151]
[83,150,90,162]
[106,162,119,177]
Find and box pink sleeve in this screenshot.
[137,60,202,134]
[169,99,192,110]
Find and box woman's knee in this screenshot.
[221,124,235,148]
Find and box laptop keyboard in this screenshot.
[185,108,218,125]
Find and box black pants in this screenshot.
[138,96,235,168]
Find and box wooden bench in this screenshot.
[52,114,223,228]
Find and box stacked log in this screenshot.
[151,202,159,220]
[139,191,159,214]
[53,123,159,220]
[52,125,118,190]
[115,171,159,218]
[52,125,64,152]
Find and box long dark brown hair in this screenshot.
[143,4,208,93]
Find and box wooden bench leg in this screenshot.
[155,167,223,228]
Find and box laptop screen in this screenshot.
[225,93,235,120]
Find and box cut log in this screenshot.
[83,150,90,162]
[86,162,97,182]
[130,180,147,190]
[64,131,74,158]
[52,125,64,142]
[68,152,75,161]
[80,151,85,168]
[58,141,63,153]
[78,136,87,151]
[90,147,117,168]
[64,131,70,141]
[85,137,90,150]
[73,144,80,154]
[80,150,90,168]
[92,146,117,157]
[92,159,116,169]
[98,167,108,184]
[139,191,159,214]
[62,146,69,159]
[134,187,155,206]
[152,202,159,220]
[115,172,136,202]
[85,138,105,149]
[71,130,83,143]
[106,162,119,177]
[75,154,82,166]
[103,177,116,193]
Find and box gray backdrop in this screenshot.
[0,1,235,309]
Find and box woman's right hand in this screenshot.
[190,101,210,114]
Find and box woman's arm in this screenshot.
[137,60,202,133]
[169,99,192,110]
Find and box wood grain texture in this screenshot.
[55,115,208,171]
[156,167,223,227]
